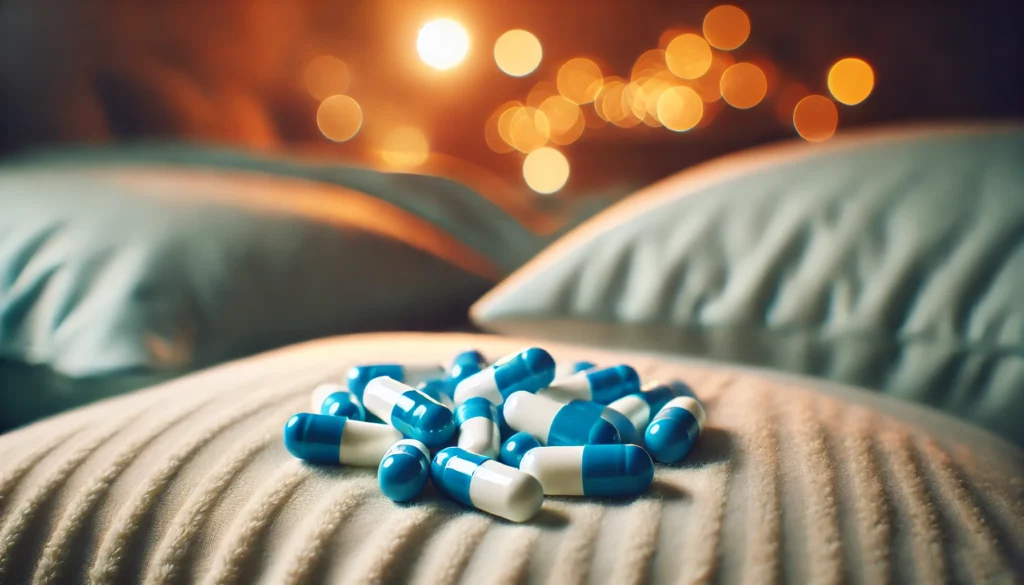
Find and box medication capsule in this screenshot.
[378,439,431,502]
[568,400,642,445]
[430,447,544,522]
[363,377,456,448]
[454,347,555,407]
[645,396,707,463]
[310,383,366,420]
[502,391,621,446]
[283,413,401,466]
[455,397,501,458]
[447,350,488,392]
[418,379,454,409]
[500,432,542,468]
[519,444,654,497]
[539,365,641,404]
[606,381,687,439]
[347,363,445,397]
[554,360,597,379]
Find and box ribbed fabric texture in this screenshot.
[0,333,1020,584]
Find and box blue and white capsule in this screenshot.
[284,413,401,466]
[502,391,621,446]
[455,397,502,458]
[418,379,455,409]
[519,444,654,497]
[453,347,555,407]
[447,350,488,393]
[540,365,641,404]
[431,447,543,522]
[310,383,365,420]
[606,381,688,439]
[363,377,456,448]
[347,363,445,397]
[378,439,431,502]
[500,432,542,468]
[562,400,642,445]
[644,396,707,463]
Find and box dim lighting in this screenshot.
[703,5,750,51]
[690,51,734,102]
[720,62,767,109]
[523,147,569,194]
[380,126,429,168]
[417,19,469,70]
[494,30,542,77]
[657,85,703,131]
[828,58,874,106]
[774,82,808,124]
[793,95,839,141]
[665,34,712,80]
[539,95,584,145]
[557,58,604,104]
[317,95,362,142]
[486,101,519,153]
[508,106,551,152]
[304,56,350,102]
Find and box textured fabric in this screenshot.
[471,125,1024,446]
[0,332,1020,584]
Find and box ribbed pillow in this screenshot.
[0,332,1019,584]
[471,124,1024,446]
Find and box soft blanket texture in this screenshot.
[0,333,1020,584]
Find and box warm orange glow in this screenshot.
[485,102,518,153]
[557,58,604,104]
[639,74,676,122]
[316,95,362,142]
[584,106,608,129]
[828,58,875,106]
[304,56,350,102]
[665,34,713,80]
[508,106,551,152]
[380,126,429,168]
[631,49,669,81]
[793,95,839,141]
[690,51,735,102]
[539,95,584,145]
[596,77,641,128]
[523,147,569,194]
[494,30,542,77]
[657,86,703,131]
[703,5,750,51]
[527,80,558,108]
[417,19,469,70]
[775,82,808,124]
[720,62,767,109]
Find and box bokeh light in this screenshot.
[527,80,558,108]
[417,19,469,70]
[523,147,570,194]
[539,95,584,145]
[690,51,735,102]
[793,95,839,141]
[596,77,640,128]
[494,30,542,77]
[508,106,551,152]
[557,58,604,104]
[665,34,713,80]
[631,49,669,81]
[657,86,703,131]
[774,82,808,124]
[828,58,875,106]
[380,126,429,168]
[720,62,767,109]
[702,5,750,51]
[304,56,350,102]
[485,102,518,153]
[316,95,362,142]
[496,101,524,151]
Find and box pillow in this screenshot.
[471,124,1024,446]
[0,332,1019,584]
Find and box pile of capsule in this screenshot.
[283,348,706,523]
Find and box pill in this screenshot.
[519,444,654,497]
[539,365,640,404]
[502,391,621,446]
[431,447,544,522]
[418,379,455,409]
[606,380,688,438]
[454,347,555,407]
[347,363,445,397]
[283,413,401,466]
[363,377,456,448]
[566,400,642,445]
[554,360,597,379]
[378,439,431,502]
[500,432,542,468]
[455,397,502,457]
[644,396,706,463]
[447,350,488,393]
[310,383,366,420]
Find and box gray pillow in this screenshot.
[472,125,1024,446]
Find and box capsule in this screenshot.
[564,400,642,445]
[310,383,366,420]
[363,377,456,448]
[520,444,654,497]
[447,350,488,393]
[644,396,706,463]
[500,432,542,468]
[453,347,555,406]
[455,397,501,458]
[502,391,621,446]
[430,447,543,522]
[378,439,431,502]
[347,363,445,397]
[554,360,597,379]
[283,413,401,466]
[606,381,688,439]
[418,379,455,409]
[539,365,640,404]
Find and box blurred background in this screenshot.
[0,0,1021,199]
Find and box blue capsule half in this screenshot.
[500,432,542,468]
[363,377,456,448]
[542,365,641,404]
[644,396,706,463]
[565,400,641,445]
[447,350,488,393]
[347,363,445,397]
[283,413,401,466]
[453,347,556,406]
[320,390,366,420]
[379,439,431,502]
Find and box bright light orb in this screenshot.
[523,147,570,194]
[494,30,543,77]
[417,19,469,70]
